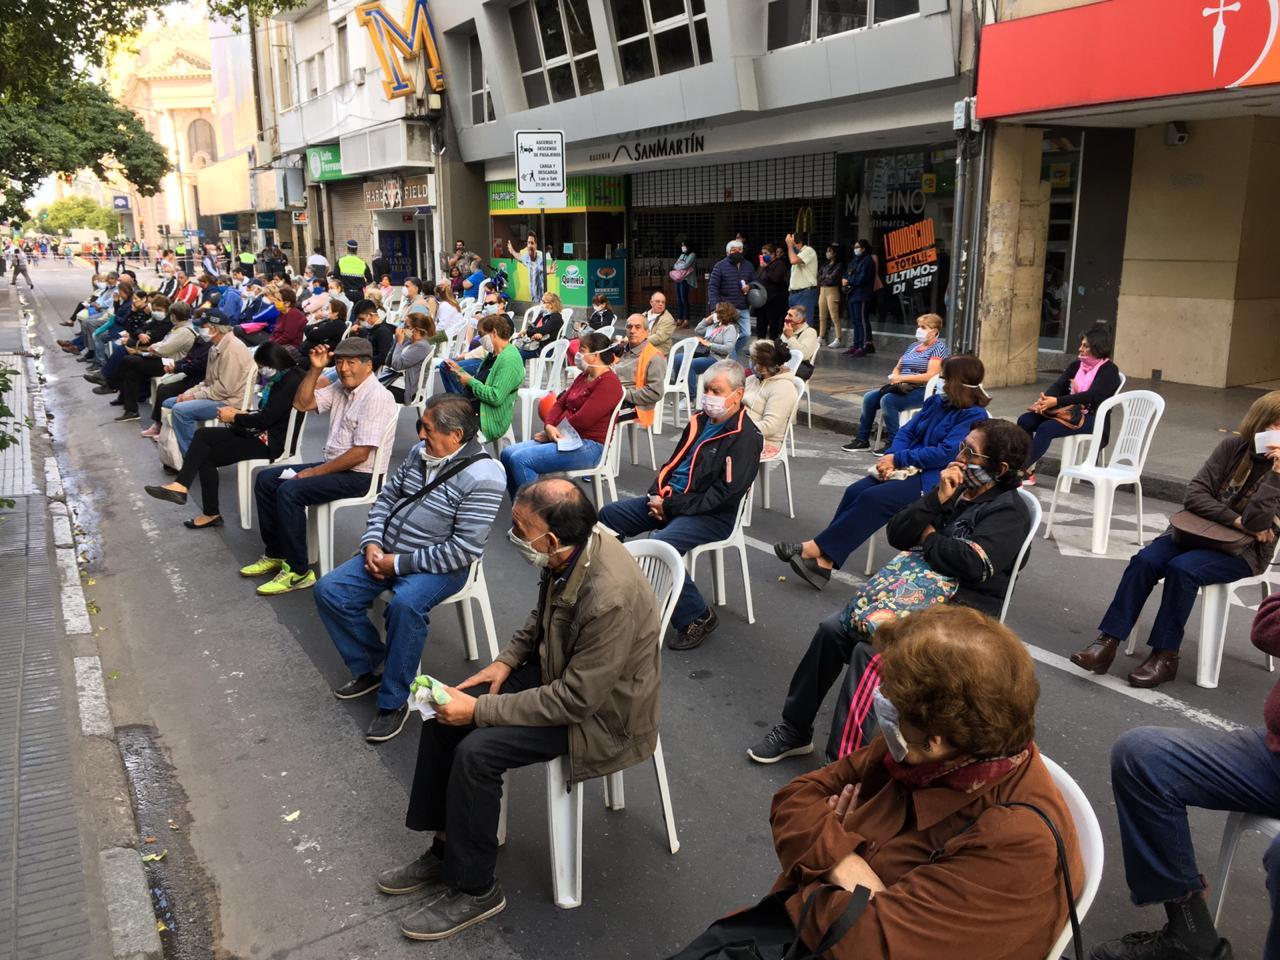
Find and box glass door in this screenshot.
[1039,130,1084,351]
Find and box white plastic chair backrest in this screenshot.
[786,349,803,374]
[358,414,399,500]
[999,487,1043,623]
[924,374,944,398]
[1116,371,1127,393]
[339,321,354,341]
[559,307,573,335]
[519,305,539,336]
[594,396,626,469]
[538,338,572,393]
[595,325,615,341]
[408,347,436,408]
[280,406,306,460]
[623,539,683,645]
[239,371,257,410]
[668,338,699,387]
[1040,754,1104,960]
[1085,390,1164,473]
[459,296,476,314]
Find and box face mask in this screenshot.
[199,329,212,341]
[152,310,166,321]
[701,394,728,419]
[260,367,276,378]
[681,245,688,254]
[962,462,995,491]
[729,252,743,264]
[508,527,553,568]
[420,447,449,468]
[854,248,865,257]
[481,334,495,353]
[574,354,589,371]
[95,282,107,291]
[761,254,772,264]
[871,689,910,762]
[826,252,836,261]
[915,327,929,343]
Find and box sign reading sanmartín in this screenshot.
[356,0,445,100]
[609,131,706,164]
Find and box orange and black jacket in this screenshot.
[650,407,763,518]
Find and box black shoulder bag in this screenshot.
[382,453,488,530]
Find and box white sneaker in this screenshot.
[826,338,841,348]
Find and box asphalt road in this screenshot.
[28,263,1279,959]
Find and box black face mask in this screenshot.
[729,252,744,264]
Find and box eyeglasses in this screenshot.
[958,443,989,461]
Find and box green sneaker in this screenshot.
[256,566,316,596]
[240,556,284,578]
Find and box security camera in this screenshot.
[1165,122,1189,147]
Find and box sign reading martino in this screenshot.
[356,0,445,100]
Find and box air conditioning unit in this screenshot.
[354,67,366,86]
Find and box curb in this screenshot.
[22,293,164,960]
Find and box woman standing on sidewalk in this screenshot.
[670,243,697,324]
[843,238,877,357]
[816,242,844,348]
[1071,390,1280,689]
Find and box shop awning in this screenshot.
[976,0,1280,121]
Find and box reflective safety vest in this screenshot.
[337,254,368,277]
[238,251,256,264]
[633,343,659,428]
[175,243,188,255]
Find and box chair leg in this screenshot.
[1210,811,1249,926]
[545,760,583,909]
[864,539,876,577]
[646,428,657,470]
[805,393,812,429]
[1134,481,1145,546]
[1197,584,1229,689]
[604,771,625,810]
[237,463,253,531]
[477,587,499,662]
[652,738,681,855]
[1090,481,1116,555]
[497,772,509,847]
[461,597,479,661]
[1043,474,1064,541]
[739,540,755,624]
[761,463,772,511]
[783,459,794,519]
[713,550,726,606]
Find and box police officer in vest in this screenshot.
[238,248,257,270]
[336,239,372,300]
[175,239,192,275]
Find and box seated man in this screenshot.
[242,338,398,596]
[375,478,661,941]
[155,311,255,441]
[313,395,506,744]
[613,312,668,426]
[598,359,762,650]
[109,301,197,420]
[1089,593,1280,960]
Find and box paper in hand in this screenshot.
[1255,430,1280,455]
[556,420,584,452]
[279,468,298,480]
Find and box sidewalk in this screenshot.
[797,341,1275,503]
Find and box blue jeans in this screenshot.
[91,325,118,361]
[254,462,371,571]
[163,397,223,453]
[788,288,818,328]
[1099,534,1253,652]
[674,281,690,321]
[1111,725,1280,959]
[813,474,923,568]
[440,358,482,395]
[847,297,872,348]
[688,356,718,396]
[314,555,468,710]
[599,496,735,630]
[1017,410,1096,468]
[733,310,752,363]
[857,387,924,444]
[499,438,604,499]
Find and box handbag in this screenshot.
[157,407,184,472]
[881,381,916,396]
[665,884,870,960]
[1046,403,1086,430]
[669,267,693,282]
[1171,450,1271,555]
[840,549,958,637]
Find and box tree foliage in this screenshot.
[31,197,119,234]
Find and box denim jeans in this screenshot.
[314,555,469,710]
[499,438,604,499]
[162,397,223,453]
[688,356,718,396]
[733,310,752,363]
[788,288,818,328]
[674,281,690,321]
[847,297,872,349]
[598,496,735,630]
[91,326,118,362]
[254,462,371,571]
[1111,725,1280,959]
[440,358,482,395]
[1098,534,1253,651]
[857,387,925,444]
[812,474,923,569]
[1016,410,1096,468]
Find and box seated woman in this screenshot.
[1017,324,1122,484]
[301,278,330,319]
[712,605,1083,960]
[447,266,465,298]
[266,287,306,350]
[781,306,819,380]
[432,284,469,341]
[141,343,304,529]
[1071,389,1280,689]
[301,298,349,355]
[441,312,525,444]
[743,339,799,459]
[686,303,740,396]
[774,354,990,590]
[499,332,623,498]
[565,292,617,365]
[751,418,1034,765]
[381,309,436,404]
[514,292,564,361]
[844,312,949,453]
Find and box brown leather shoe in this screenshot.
[1070,634,1121,674]
[1128,650,1180,688]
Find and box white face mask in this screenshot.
[199,328,213,341]
[508,527,555,568]
[420,446,449,468]
[152,310,166,321]
[681,245,688,253]
[915,327,929,343]
[481,334,495,353]
[701,394,728,420]
[260,367,276,378]
[574,354,589,371]
[871,689,910,762]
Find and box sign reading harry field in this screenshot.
[514,130,567,210]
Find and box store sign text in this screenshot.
[844,189,928,219]
[884,219,939,296]
[606,133,706,164]
[356,0,445,100]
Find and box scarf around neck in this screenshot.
[882,746,1030,794]
[1071,355,1108,394]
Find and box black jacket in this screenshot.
[886,485,1032,618]
[1045,359,1123,411]
[362,323,396,369]
[651,407,763,518]
[232,368,304,459]
[174,338,211,383]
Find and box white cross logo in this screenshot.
[1205,0,1244,75]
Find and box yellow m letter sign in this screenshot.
[356,0,445,100]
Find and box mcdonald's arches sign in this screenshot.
[356,0,445,100]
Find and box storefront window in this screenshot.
[468,33,495,125]
[511,0,599,107]
[835,145,956,334]
[872,0,918,24]
[1039,131,1083,351]
[769,0,911,49]
[610,0,712,85]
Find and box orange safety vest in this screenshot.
[633,342,659,428]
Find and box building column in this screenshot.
[975,124,1049,388]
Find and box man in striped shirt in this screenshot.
[314,394,507,744]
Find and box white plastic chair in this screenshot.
[654,338,698,436]
[595,325,615,341]
[998,488,1043,624]
[872,373,943,448]
[1056,372,1127,494]
[1043,390,1165,555]
[1124,572,1276,688]
[370,559,500,671]
[516,305,540,337]
[406,347,438,417]
[561,398,625,506]
[201,373,257,429]
[786,349,813,429]
[558,307,573,336]
[685,487,755,624]
[787,379,809,455]
[518,339,571,441]
[235,407,307,530]
[1211,812,1280,928]
[617,413,659,471]
[306,415,398,576]
[1040,755,1104,960]
[757,377,804,519]
[150,371,185,407]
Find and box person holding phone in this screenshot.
[441,313,525,444]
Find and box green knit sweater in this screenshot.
[467,343,525,440]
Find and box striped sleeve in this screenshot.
[401,460,507,575]
[359,451,413,549]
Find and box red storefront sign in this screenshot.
[976,0,1280,119]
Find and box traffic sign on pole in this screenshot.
[514,130,566,209]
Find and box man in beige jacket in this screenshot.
[158,310,256,452]
[376,478,662,942]
[644,289,678,356]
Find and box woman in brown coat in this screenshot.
[764,606,1083,960]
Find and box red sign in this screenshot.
[976,0,1280,120]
